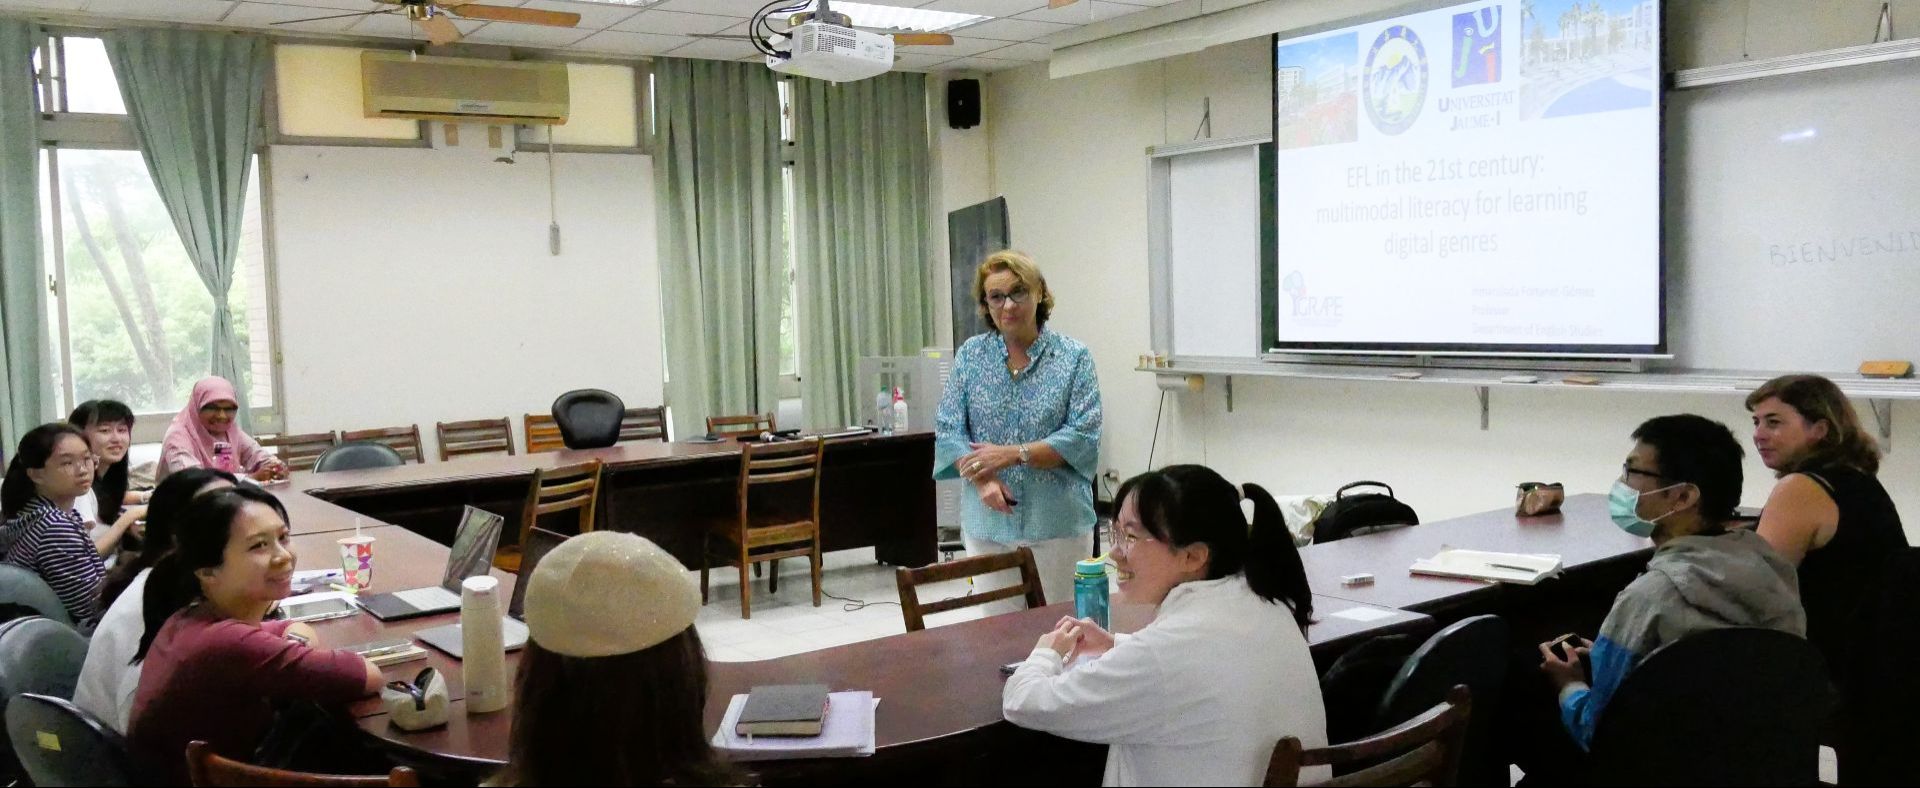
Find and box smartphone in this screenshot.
[278,596,359,623]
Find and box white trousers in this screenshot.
[961,531,1089,617]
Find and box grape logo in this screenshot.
[1284,271,1344,321]
[1363,25,1429,135]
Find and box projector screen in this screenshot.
[1270,0,1661,355]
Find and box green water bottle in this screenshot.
[1074,558,1110,630]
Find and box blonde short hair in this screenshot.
[973,250,1054,333]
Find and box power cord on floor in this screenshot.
[821,585,976,614]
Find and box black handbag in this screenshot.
[1312,481,1420,544]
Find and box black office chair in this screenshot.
[1587,627,1830,786]
[552,389,624,450]
[1372,614,1508,787]
[312,441,407,473]
[6,693,137,787]
[0,565,72,627]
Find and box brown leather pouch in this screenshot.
[1515,482,1565,516]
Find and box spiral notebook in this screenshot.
[1410,549,1563,585]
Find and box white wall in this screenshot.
[268,139,662,459]
[973,4,1920,537]
[930,74,994,349]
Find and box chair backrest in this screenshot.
[256,432,338,473]
[186,740,419,787]
[338,425,425,465]
[1267,685,1471,787]
[736,437,822,520]
[0,565,72,627]
[894,546,1046,632]
[552,389,625,450]
[1587,627,1830,787]
[435,418,514,461]
[518,460,603,547]
[7,693,137,787]
[523,414,564,454]
[311,442,407,474]
[508,528,571,619]
[1372,614,1507,787]
[707,413,776,438]
[0,617,88,704]
[619,406,668,443]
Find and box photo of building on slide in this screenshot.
[1274,32,1359,149]
[1519,0,1656,119]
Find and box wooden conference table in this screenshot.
[272,431,939,568]
[288,492,1653,785]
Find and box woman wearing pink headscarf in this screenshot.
[158,378,287,483]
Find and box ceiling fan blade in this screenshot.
[268,9,390,26]
[449,4,582,27]
[1049,0,1081,7]
[420,14,463,45]
[891,33,954,46]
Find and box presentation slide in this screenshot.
[1272,0,1660,352]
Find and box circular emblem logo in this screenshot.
[1363,25,1428,135]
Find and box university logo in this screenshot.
[1452,7,1501,87]
[1364,25,1429,135]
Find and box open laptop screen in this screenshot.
[441,506,507,593]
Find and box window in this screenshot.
[777,79,800,396]
[32,34,280,428]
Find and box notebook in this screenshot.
[411,616,529,659]
[1410,549,1563,585]
[712,691,877,761]
[736,684,831,737]
[358,507,505,621]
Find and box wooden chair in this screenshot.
[186,740,419,786]
[523,413,564,454]
[494,460,602,573]
[1265,685,1471,787]
[339,425,425,465]
[706,413,776,439]
[257,431,337,473]
[619,406,669,443]
[701,437,823,619]
[894,546,1047,632]
[435,418,515,461]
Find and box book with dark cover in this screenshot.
[735,684,831,737]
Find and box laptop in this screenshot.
[357,506,506,621]
[413,527,571,659]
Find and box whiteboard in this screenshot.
[1665,58,1920,372]
[1168,145,1262,358]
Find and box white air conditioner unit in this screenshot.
[361,51,570,125]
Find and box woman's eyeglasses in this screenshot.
[985,289,1032,309]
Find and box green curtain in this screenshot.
[104,29,268,429]
[652,58,785,439]
[0,20,49,449]
[791,72,936,429]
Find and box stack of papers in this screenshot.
[711,691,877,761]
[1410,549,1563,585]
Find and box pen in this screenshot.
[329,583,359,595]
[1489,563,1536,572]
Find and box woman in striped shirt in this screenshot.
[1,423,107,625]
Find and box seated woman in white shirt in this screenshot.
[71,467,235,732]
[1002,464,1327,788]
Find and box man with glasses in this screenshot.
[1516,414,1806,783]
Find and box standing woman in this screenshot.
[935,250,1103,609]
[158,377,287,483]
[68,400,149,557]
[0,423,106,624]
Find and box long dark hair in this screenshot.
[98,467,236,612]
[2,423,89,520]
[494,628,741,787]
[1114,464,1313,630]
[134,486,289,663]
[68,400,135,524]
[1746,374,1881,476]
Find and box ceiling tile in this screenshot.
[460,19,596,47]
[891,51,955,70]
[571,29,691,55]
[665,36,762,60]
[239,0,369,7]
[1014,0,1149,25]
[916,0,1045,17]
[652,0,766,17]
[948,16,1068,41]
[937,35,1019,57]
[515,0,645,31]
[979,39,1046,59]
[223,1,369,32]
[0,0,91,11]
[80,0,235,22]
[611,9,737,35]
[939,55,1028,72]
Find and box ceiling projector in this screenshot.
[767,21,894,83]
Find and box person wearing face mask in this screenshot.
[1521,414,1804,782]
[1,423,108,624]
[935,250,1102,612]
[157,377,288,483]
[68,400,149,558]
[1001,465,1322,787]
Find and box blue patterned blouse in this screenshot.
[934,330,1103,544]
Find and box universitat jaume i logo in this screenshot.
[1363,24,1428,135]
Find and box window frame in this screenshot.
[33,27,288,439]
[777,77,800,400]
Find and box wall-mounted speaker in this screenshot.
[947,78,981,129]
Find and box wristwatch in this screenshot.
[1018,444,1031,465]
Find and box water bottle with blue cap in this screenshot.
[1074,557,1109,630]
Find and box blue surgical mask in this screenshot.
[1608,480,1685,537]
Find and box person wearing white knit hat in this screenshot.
[490,531,741,787]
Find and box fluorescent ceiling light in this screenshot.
[824,2,991,33]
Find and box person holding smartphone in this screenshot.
[156,377,288,484]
